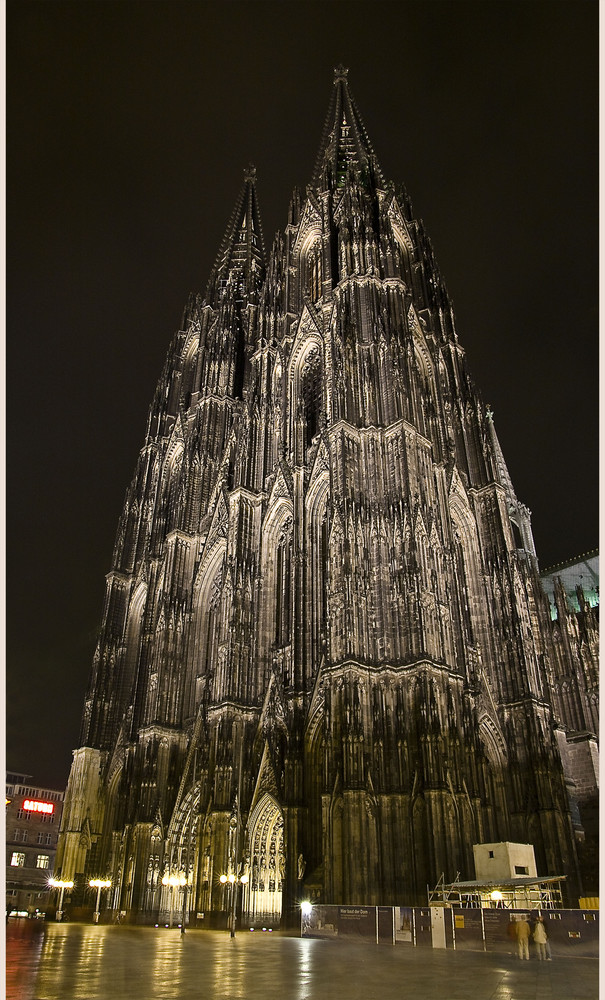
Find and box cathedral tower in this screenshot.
[56,68,592,925]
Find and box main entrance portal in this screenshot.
[243,793,284,927]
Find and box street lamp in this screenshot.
[161,873,187,928]
[300,900,313,935]
[49,878,74,921]
[89,879,112,923]
[219,872,249,937]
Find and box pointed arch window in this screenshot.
[191,565,225,713]
[453,529,474,645]
[275,520,292,648]
[165,450,184,532]
[307,482,330,676]
[205,576,223,667]
[300,349,323,449]
[308,243,323,302]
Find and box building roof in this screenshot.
[445,875,566,891]
[540,550,599,614]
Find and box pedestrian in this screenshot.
[514,914,531,960]
[533,913,551,960]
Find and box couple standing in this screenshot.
[514,913,551,960]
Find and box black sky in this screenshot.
[6,1,598,789]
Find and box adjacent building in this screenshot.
[55,68,598,926]
[540,551,599,619]
[6,771,65,916]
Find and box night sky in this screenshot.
[7,2,598,790]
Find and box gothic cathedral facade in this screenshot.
[56,69,598,926]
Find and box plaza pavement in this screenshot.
[5,918,599,1000]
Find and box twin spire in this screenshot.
[206,163,266,305]
[207,68,384,304]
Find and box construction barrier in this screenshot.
[301,905,598,958]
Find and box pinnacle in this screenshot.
[312,68,385,190]
[486,407,517,501]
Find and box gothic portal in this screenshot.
[56,68,597,926]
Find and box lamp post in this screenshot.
[162,873,187,927]
[219,872,249,937]
[300,900,313,936]
[49,878,73,921]
[89,879,112,923]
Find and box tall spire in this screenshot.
[485,406,517,501]
[206,164,266,306]
[311,66,385,189]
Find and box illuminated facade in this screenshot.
[56,68,597,925]
[6,772,65,917]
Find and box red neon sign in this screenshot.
[23,799,54,814]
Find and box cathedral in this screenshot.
[55,68,598,927]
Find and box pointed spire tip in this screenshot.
[333,64,349,82]
[244,163,256,181]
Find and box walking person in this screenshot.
[515,914,531,960]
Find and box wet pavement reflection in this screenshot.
[6,919,599,1000]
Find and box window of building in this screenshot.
[37,833,44,844]
[274,520,292,648]
[514,865,529,876]
[300,350,323,448]
[21,830,28,842]
[11,853,25,867]
[45,834,52,845]
[307,245,322,302]
[488,851,494,858]
[36,855,50,869]
[511,520,524,549]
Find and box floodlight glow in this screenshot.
[301,901,313,916]
[240,873,249,884]
[219,874,228,883]
[162,874,187,887]
[490,890,504,902]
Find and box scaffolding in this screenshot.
[428,872,566,910]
